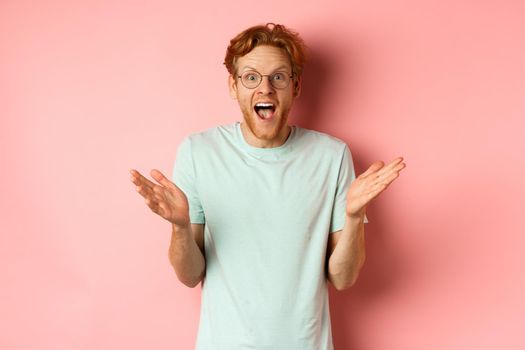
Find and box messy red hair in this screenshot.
[224,23,308,79]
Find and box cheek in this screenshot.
[239,96,254,113]
[241,93,254,107]
[279,92,295,106]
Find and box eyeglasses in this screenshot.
[237,70,294,89]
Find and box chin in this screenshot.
[245,114,287,141]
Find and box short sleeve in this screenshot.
[330,145,369,233]
[171,137,205,224]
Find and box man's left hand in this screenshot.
[346,157,406,218]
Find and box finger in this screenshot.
[395,162,406,174]
[382,170,401,185]
[136,184,155,200]
[132,173,170,216]
[365,180,390,199]
[153,185,166,195]
[146,194,173,220]
[377,158,404,175]
[145,197,161,214]
[151,169,177,190]
[130,169,141,185]
[376,170,401,187]
[374,160,405,182]
[149,184,176,205]
[135,178,163,200]
[130,171,156,191]
[359,161,385,178]
[385,163,406,180]
[130,169,147,185]
[361,157,404,179]
[369,171,400,195]
[390,156,404,164]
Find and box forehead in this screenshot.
[236,45,292,72]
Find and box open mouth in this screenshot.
[254,102,276,120]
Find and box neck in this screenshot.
[240,122,291,148]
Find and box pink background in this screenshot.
[1,0,524,349]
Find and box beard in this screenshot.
[240,104,291,142]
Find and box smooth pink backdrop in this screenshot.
[1,1,524,349]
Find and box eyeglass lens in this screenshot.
[240,71,291,89]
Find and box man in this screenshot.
[130,23,405,350]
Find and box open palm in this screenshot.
[130,168,190,228]
[346,157,406,217]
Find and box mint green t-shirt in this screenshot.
[172,122,368,350]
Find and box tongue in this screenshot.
[257,108,274,119]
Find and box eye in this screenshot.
[243,72,259,81]
[272,72,286,81]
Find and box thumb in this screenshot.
[359,161,385,178]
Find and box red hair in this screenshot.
[224,23,308,79]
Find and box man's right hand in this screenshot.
[130,168,190,228]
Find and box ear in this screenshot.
[293,76,302,98]
[228,74,238,100]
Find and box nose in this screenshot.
[256,76,275,94]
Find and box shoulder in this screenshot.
[178,123,235,157]
[181,122,236,149]
[293,126,349,154]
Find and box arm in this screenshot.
[130,168,206,289]
[169,223,205,288]
[327,214,366,291]
[327,155,406,291]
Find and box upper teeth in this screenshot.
[256,103,274,107]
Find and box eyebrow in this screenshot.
[240,65,291,73]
